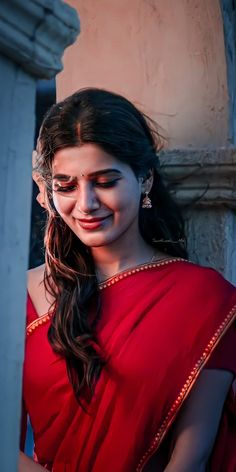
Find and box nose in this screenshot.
[75,184,100,214]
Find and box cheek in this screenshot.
[52,194,75,216]
[112,185,141,214]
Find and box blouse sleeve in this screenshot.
[205,321,236,375]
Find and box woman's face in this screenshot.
[52,144,143,249]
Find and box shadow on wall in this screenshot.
[28,79,56,270]
[26,79,56,456]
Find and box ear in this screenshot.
[33,172,47,209]
[32,150,47,209]
[140,169,154,194]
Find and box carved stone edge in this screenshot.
[0,0,80,79]
[159,147,236,208]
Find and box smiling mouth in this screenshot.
[78,217,109,223]
[77,215,111,230]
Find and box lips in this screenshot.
[78,217,109,223]
[77,215,111,230]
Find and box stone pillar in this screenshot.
[0,1,79,470]
[220,0,236,144]
[160,148,236,284]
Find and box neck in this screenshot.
[91,234,156,282]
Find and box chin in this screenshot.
[73,233,109,247]
[76,232,119,248]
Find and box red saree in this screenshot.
[22,259,236,471]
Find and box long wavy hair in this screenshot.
[36,88,187,403]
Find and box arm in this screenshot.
[18,452,46,471]
[164,368,233,472]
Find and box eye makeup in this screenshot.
[95,178,121,188]
[53,178,121,193]
[52,169,123,193]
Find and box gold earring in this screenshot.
[142,192,152,209]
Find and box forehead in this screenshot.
[52,143,130,176]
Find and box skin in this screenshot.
[19,369,234,471]
[164,369,233,471]
[51,143,156,280]
[18,452,45,471]
[22,144,234,471]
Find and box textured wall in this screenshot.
[220,0,236,144]
[57,0,229,148]
[159,147,236,283]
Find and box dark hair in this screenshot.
[36,87,187,402]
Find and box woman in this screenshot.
[20,88,236,471]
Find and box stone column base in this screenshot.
[160,148,236,283]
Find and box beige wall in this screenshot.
[58,0,229,149]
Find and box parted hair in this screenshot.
[36,88,187,402]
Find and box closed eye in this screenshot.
[53,178,121,192]
[95,179,121,188]
[53,184,77,193]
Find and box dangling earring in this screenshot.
[142,191,152,209]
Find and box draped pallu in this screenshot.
[23,260,236,471]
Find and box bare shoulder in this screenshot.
[27,263,46,297]
[27,264,54,317]
[28,263,45,284]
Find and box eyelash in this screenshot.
[96,180,119,188]
[54,185,76,193]
[54,179,119,193]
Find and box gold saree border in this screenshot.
[26,312,53,336]
[136,304,236,471]
[26,259,185,336]
[98,257,185,290]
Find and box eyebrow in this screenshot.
[52,169,122,180]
